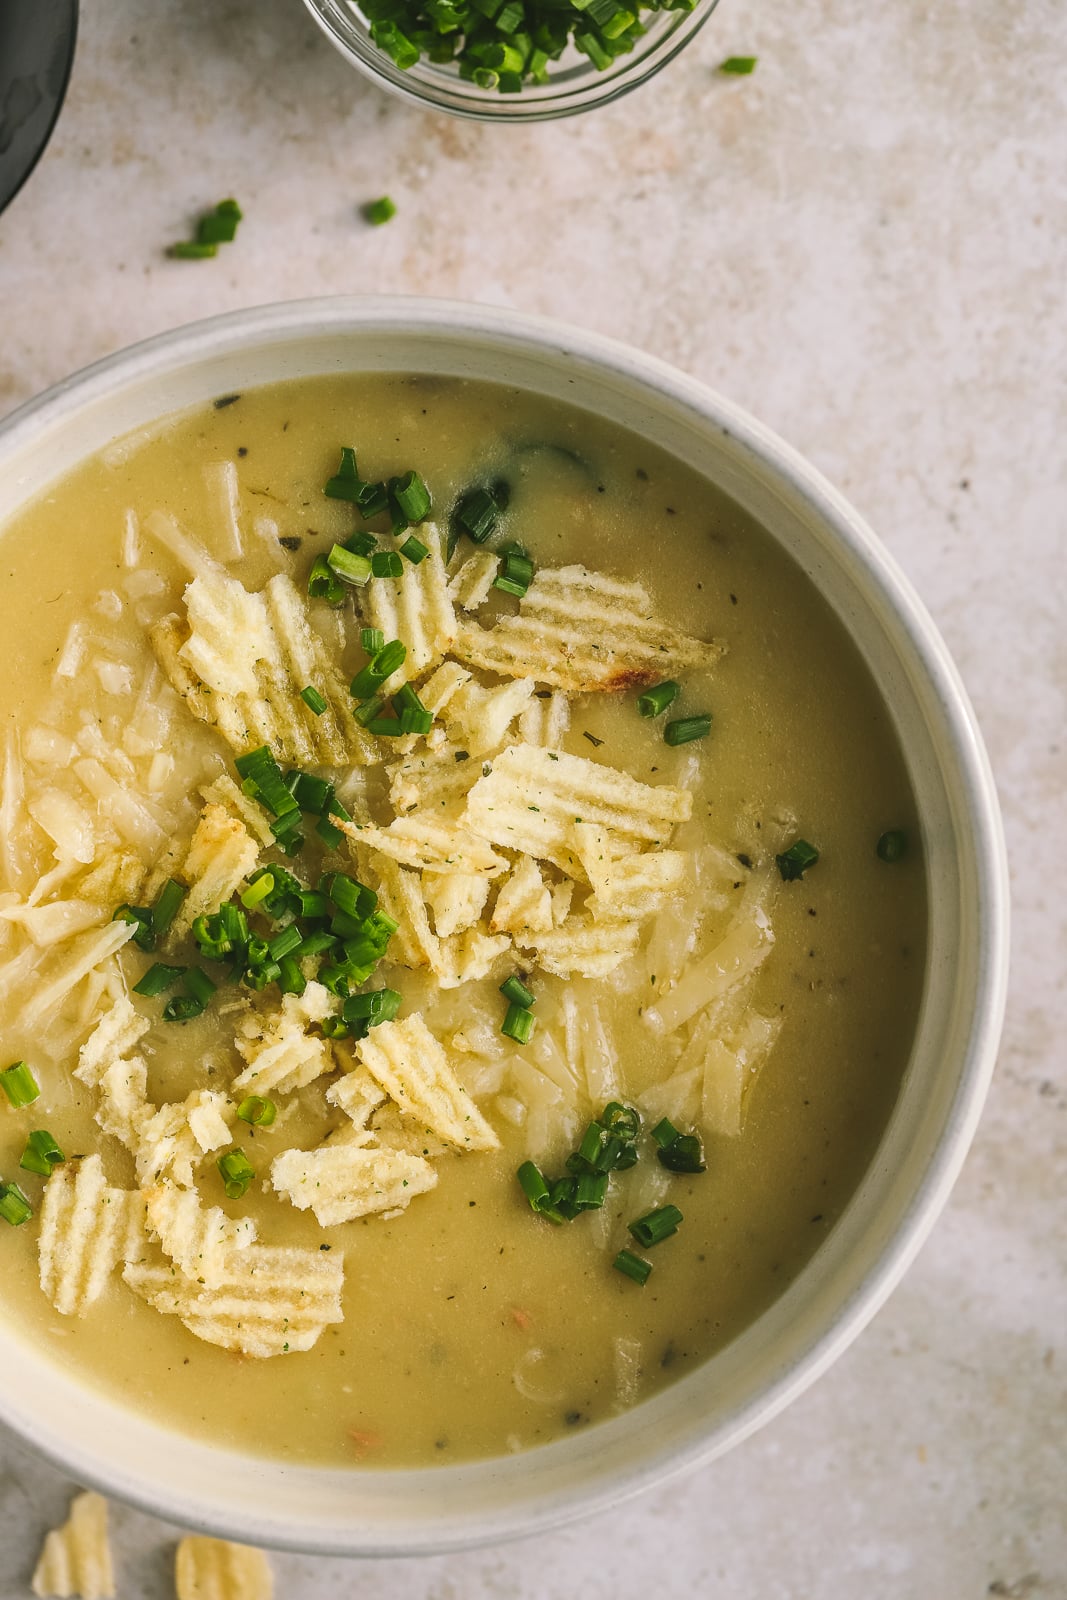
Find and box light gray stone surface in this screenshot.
[0,0,1064,1594]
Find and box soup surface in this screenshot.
[0,375,925,1467]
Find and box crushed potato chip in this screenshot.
[453,563,723,691]
[517,914,641,978]
[442,677,535,759]
[422,870,490,938]
[517,690,570,750]
[175,1536,273,1600]
[386,745,482,815]
[124,1242,345,1357]
[72,848,146,909]
[145,1182,257,1287]
[338,813,507,877]
[232,989,337,1097]
[32,1490,114,1600]
[326,1066,388,1130]
[135,1090,234,1188]
[359,527,456,675]
[153,567,373,765]
[356,1014,500,1151]
[38,1156,142,1317]
[271,1139,437,1225]
[413,659,471,716]
[169,803,259,941]
[448,550,500,610]
[200,773,275,847]
[463,744,691,875]
[490,856,553,937]
[75,993,150,1086]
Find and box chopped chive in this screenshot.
[183,968,217,1007]
[353,694,386,727]
[397,707,433,736]
[237,1095,277,1128]
[628,1204,683,1248]
[657,1133,706,1174]
[638,680,680,718]
[502,1002,535,1044]
[197,198,243,244]
[719,54,757,73]
[308,554,345,605]
[361,627,385,654]
[664,714,712,746]
[319,1016,350,1039]
[217,1147,255,1200]
[877,829,909,863]
[371,550,405,579]
[499,974,535,1009]
[133,962,186,998]
[613,1249,652,1286]
[266,925,303,963]
[493,549,535,598]
[0,1182,33,1226]
[367,717,403,737]
[776,839,820,881]
[342,987,402,1025]
[600,1101,640,1141]
[350,638,407,699]
[398,533,429,564]
[19,1130,66,1176]
[220,903,248,946]
[162,995,204,1022]
[324,446,363,500]
[169,241,218,260]
[277,955,307,995]
[113,903,155,952]
[316,815,344,850]
[573,1172,609,1210]
[300,685,328,716]
[344,531,378,557]
[391,470,432,524]
[240,872,276,910]
[296,929,338,959]
[288,771,333,814]
[327,544,373,586]
[363,196,397,226]
[152,878,186,941]
[518,1159,550,1210]
[1,1062,40,1108]
[329,874,377,920]
[649,1117,679,1150]
[451,485,500,546]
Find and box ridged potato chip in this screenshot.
[359,526,456,675]
[453,563,723,691]
[489,856,553,937]
[232,990,337,1098]
[516,913,641,978]
[356,1014,500,1151]
[463,744,691,874]
[442,677,534,759]
[517,689,570,750]
[124,1242,345,1357]
[271,1139,437,1225]
[422,869,490,938]
[175,1535,273,1600]
[145,1182,257,1287]
[32,1490,114,1600]
[38,1156,142,1317]
[448,550,499,610]
[169,803,259,942]
[337,813,507,877]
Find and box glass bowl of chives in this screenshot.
[302,0,718,120]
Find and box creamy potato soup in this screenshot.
[0,375,925,1468]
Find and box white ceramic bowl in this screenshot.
[0,298,1008,1556]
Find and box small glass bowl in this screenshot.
[302,0,719,121]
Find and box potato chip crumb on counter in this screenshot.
[31,1490,114,1599]
[175,1535,273,1600]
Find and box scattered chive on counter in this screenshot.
[718,54,757,73]
[169,198,243,259]
[363,196,397,225]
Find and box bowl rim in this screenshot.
[0,297,1010,1554]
